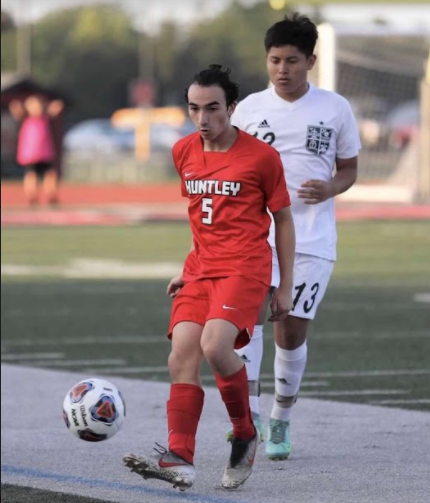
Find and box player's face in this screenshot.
[187,84,235,142]
[266,45,316,102]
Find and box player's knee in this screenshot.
[168,351,201,383]
[275,392,298,408]
[168,350,196,375]
[201,342,223,368]
[168,351,182,376]
[276,327,306,349]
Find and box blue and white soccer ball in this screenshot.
[63,378,126,442]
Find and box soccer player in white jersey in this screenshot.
[230,13,361,460]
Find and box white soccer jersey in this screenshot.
[232,84,361,261]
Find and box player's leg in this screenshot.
[203,276,268,489]
[202,319,254,438]
[202,318,259,490]
[125,282,208,491]
[124,322,204,490]
[228,291,272,441]
[23,167,39,205]
[42,165,60,205]
[266,254,335,461]
[266,316,308,460]
[229,248,280,440]
[167,321,205,464]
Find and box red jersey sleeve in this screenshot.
[172,141,188,198]
[260,149,291,213]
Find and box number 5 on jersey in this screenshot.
[202,198,213,225]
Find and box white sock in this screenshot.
[236,324,264,416]
[271,342,307,422]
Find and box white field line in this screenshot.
[1,353,64,361]
[319,302,426,311]
[370,399,430,405]
[2,329,429,349]
[29,359,127,367]
[317,331,430,340]
[413,293,430,303]
[299,390,409,397]
[1,336,170,347]
[4,308,82,319]
[1,260,183,279]
[2,285,147,296]
[260,369,430,378]
[261,380,329,388]
[87,366,170,374]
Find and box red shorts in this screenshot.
[168,276,269,349]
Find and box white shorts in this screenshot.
[271,249,334,320]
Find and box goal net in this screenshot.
[311,23,430,203]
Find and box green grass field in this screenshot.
[2,221,430,411]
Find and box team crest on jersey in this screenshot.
[306,125,333,155]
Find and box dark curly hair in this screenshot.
[184,64,240,107]
[264,13,318,58]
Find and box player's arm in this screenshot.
[269,207,295,322]
[298,156,358,204]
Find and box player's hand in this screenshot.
[167,275,184,298]
[298,179,334,204]
[269,288,293,322]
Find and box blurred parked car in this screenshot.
[65,119,196,156]
[64,119,134,154]
[385,101,420,150]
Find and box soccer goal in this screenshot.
[310,23,430,203]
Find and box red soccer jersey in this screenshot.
[173,129,291,286]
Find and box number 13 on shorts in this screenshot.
[202,198,213,225]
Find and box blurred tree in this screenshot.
[31,6,138,120]
[152,21,182,105]
[2,2,320,118]
[167,1,292,104]
[1,11,17,71]
[1,10,15,32]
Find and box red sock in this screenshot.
[167,384,204,465]
[215,366,255,440]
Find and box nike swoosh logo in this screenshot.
[184,172,196,178]
[222,305,238,310]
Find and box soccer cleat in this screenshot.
[123,444,196,491]
[222,429,260,490]
[225,412,265,443]
[265,419,292,461]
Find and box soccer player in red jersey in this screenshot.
[124,65,295,491]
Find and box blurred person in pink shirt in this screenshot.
[9,95,64,205]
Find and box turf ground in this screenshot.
[1,484,108,503]
[2,221,430,411]
[1,220,430,502]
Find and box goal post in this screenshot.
[310,23,430,203]
[418,52,430,202]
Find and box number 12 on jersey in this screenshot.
[202,198,213,225]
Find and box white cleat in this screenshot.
[123,445,196,492]
[222,429,260,490]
